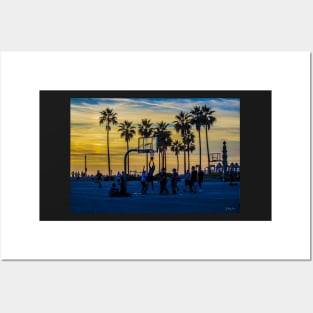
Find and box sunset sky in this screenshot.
[70,98,240,175]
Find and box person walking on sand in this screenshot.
[159,168,169,195]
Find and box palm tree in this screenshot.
[99,107,118,178]
[173,112,192,174]
[118,120,136,175]
[183,130,195,171]
[190,106,205,169]
[170,140,184,173]
[138,119,154,170]
[154,121,172,170]
[202,105,216,174]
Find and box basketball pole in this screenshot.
[123,148,152,192]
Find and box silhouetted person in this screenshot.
[109,183,120,197]
[198,167,204,192]
[120,171,126,194]
[141,170,148,194]
[96,170,102,188]
[229,170,234,185]
[190,166,197,193]
[159,168,169,195]
[147,158,155,190]
[171,168,178,194]
[118,171,131,196]
[116,171,121,185]
[184,170,191,192]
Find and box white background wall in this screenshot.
[0,1,312,312]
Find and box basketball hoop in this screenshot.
[150,151,154,159]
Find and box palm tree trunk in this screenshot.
[162,150,164,169]
[162,150,165,169]
[177,154,179,173]
[158,151,160,173]
[127,141,130,175]
[188,146,190,171]
[205,126,211,174]
[183,130,186,174]
[198,129,201,168]
[165,150,167,169]
[107,125,111,178]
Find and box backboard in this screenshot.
[209,153,222,162]
[138,136,158,153]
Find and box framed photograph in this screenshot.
[40,90,271,221]
[1,52,309,259]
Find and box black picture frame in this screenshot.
[40,90,271,221]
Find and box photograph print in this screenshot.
[40,90,271,221]
[70,96,240,217]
